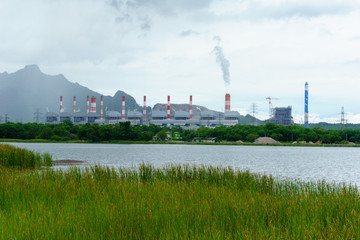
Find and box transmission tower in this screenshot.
[341,107,345,130]
[33,109,43,123]
[4,114,9,123]
[251,103,258,125]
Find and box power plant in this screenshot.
[44,82,311,127]
[46,94,241,128]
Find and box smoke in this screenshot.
[212,36,230,87]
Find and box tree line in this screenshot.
[0,121,359,144]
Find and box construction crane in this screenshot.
[266,97,279,119]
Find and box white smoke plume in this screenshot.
[212,36,230,87]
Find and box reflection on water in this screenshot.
[6,142,360,185]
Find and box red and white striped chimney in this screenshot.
[73,96,76,113]
[86,96,90,115]
[122,96,125,120]
[225,93,231,112]
[189,95,193,120]
[143,96,146,122]
[90,97,96,113]
[60,96,63,112]
[167,95,170,120]
[100,96,104,120]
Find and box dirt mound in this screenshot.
[254,137,280,144]
[53,160,85,164]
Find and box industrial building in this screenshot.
[46,93,241,128]
[268,106,293,126]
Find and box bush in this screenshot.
[0,144,53,169]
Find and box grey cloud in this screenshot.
[107,0,156,34]
[253,2,354,19]
[178,30,200,38]
[343,58,360,65]
[108,0,356,30]
[108,0,358,22]
[191,1,358,23]
[115,13,132,23]
[349,36,360,41]
[108,0,121,10]
[126,0,213,12]
[318,28,332,37]
[139,16,151,31]
[108,0,214,19]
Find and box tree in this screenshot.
[246,133,259,142]
[156,130,167,141]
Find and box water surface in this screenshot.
[6,142,360,185]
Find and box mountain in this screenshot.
[152,103,215,118]
[308,122,360,130]
[240,114,265,125]
[0,65,142,122]
[0,65,266,125]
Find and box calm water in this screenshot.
[6,142,360,185]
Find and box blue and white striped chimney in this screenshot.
[304,82,309,128]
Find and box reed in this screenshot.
[0,143,53,169]
[0,164,359,239]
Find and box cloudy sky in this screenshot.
[1,0,360,123]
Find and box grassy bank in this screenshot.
[0,164,359,239]
[0,143,53,169]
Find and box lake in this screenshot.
[6,142,360,185]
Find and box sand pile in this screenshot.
[254,137,280,144]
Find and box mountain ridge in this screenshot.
[0,65,141,122]
[0,65,265,125]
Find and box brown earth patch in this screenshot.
[53,160,85,164]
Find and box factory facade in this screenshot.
[268,106,293,126]
[46,94,241,128]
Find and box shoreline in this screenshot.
[1,138,359,147]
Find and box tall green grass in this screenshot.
[0,164,359,239]
[0,143,53,169]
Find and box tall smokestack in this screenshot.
[86,96,90,115]
[73,96,76,113]
[90,97,96,113]
[225,93,231,111]
[100,96,104,120]
[189,95,193,120]
[122,96,125,120]
[167,95,170,120]
[304,82,309,128]
[143,96,146,122]
[60,96,63,112]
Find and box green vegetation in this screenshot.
[1,121,360,144]
[0,164,359,239]
[0,143,52,169]
[182,124,358,144]
[309,122,360,130]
